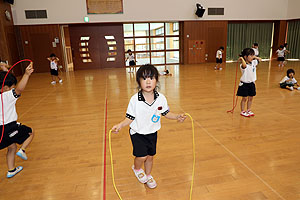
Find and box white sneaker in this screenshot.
[51,81,56,85]
[219,67,222,70]
[240,111,250,117]
[59,79,63,84]
[16,149,27,160]
[146,175,157,189]
[247,110,255,116]
[288,86,294,91]
[297,87,300,90]
[7,166,23,178]
[132,165,148,183]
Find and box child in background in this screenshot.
[237,48,262,117]
[47,53,62,85]
[279,68,300,91]
[215,46,224,70]
[276,45,287,68]
[252,43,259,57]
[125,50,136,73]
[0,63,34,178]
[111,64,186,189]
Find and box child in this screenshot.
[279,69,300,91]
[276,45,287,68]
[0,63,34,178]
[252,43,259,57]
[111,64,186,189]
[47,53,62,84]
[0,60,9,72]
[159,69,172,76]
[215,46,224,70]
[237,48,262,117]
[125,50,136,73]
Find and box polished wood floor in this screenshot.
[0,60,299,200]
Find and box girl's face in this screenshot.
[140,77,157,93]
[244,54,254,63]
[288,72,294,78]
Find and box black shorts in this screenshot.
[129,60,136,66]
[50,69,58,76]
[237,82,256,97]
[130,130,157,157]
[0,121,32,150]
[277,57,285,61]
[280,82,294,88]
[216,58,222,64]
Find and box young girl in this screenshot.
[279,69,300,91]
[215,46,224,70]
[111,64,186,189]
[47,53,62,84]
[252,43,259,57]
[276,45,288,68]
[125,50,136,73]
[237,48,262,117]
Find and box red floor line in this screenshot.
[103,98,108,200]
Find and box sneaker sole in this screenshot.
[240,114,250,117]
[7,166,23,178]
[16,152,27,160]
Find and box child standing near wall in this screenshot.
[125,50,136,73]
[215,46,224,70]
[47,53,62,85]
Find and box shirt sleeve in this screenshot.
[126,97,135,120]
[2,89,20,103]
[293,78,297,84]
[280,76,288,83]
[160,95,169,116]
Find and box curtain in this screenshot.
[286,20,300,59]
[226,23,273,61]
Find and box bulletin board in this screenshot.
[86,0,123,14]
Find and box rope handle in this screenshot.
[109,113,196,200]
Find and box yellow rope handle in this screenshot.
[185,113,195,200]
[109,113,195,200]
[108,129,123,200]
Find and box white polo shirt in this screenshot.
[280,76,297,84]
[126,91,169,135]
[50,61,58,70]
[216,50,222,59]
[252,48,259,56]
[240,59,258,83]
[276,49,285,57]
[0,89,20,125]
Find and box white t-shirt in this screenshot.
[240,59,258,83]
[276,49,285,57]
[127,54,134,62]
[126,91,169,135]
[50,61,58,70]
[0,89,19,125]
[252,48,259,56]
[280,76,297,84]
[216,50,222,59]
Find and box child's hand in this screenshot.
[111,124,122,134]
[177,114,187,122]
[25,62,34,75]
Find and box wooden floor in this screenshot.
[0,60,300,200]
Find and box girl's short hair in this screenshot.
[240,48,255,57]
[136,64,159,87]
[219,46,224,50]
[0,71,17,88]
[287,69,295,77]
[284,43,288,47]
[50,53,56,57]
[279,45,284,49]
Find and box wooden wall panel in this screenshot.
[0,1,22,76]
[18,25,65,73]
[272,20,287,58]
[183,21,228,64]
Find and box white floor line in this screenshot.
[172,102,286,200]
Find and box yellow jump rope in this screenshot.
[108,113,195,200]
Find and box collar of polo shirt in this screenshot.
[138,90,159,106]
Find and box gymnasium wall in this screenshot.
[287,0,300,19]
[11,0,289,25]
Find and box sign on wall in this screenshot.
[86,0,123,14]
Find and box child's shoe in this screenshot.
[297,87,300,90]
[6,166,23,178]
[51,81,56,85]
[16,149,27,160]
[219,67,222,70]
[240,111,250,117]
[132,165,148,183]
[288,86,294,91]
[247,110,255,116]
[59,79,63,84]
[146,175,157,189]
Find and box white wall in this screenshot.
[12,0,290,25]
[287,0,300,19]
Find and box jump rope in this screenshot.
[108,113,196,200]
[227,61,240,113]
[0,59,32,145]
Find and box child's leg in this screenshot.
[20,132,34,151]
[7,143,17,170]
[51,75,56,81]
[134,156,147,170]
[247,96,253,110]
[240,97,247,111]
[144,155,153,175]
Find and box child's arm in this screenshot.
[238,57,247,69]
[111,118,133,133]
[0,63,9,71]
[164,112,186,122]
[254,56,262,62]
[15,62,34,95]
[55,57,60,62]
[47,57,51,61]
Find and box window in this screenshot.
[166,22,179,35]
[134,23,149,37]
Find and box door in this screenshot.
[188,40,205,64]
